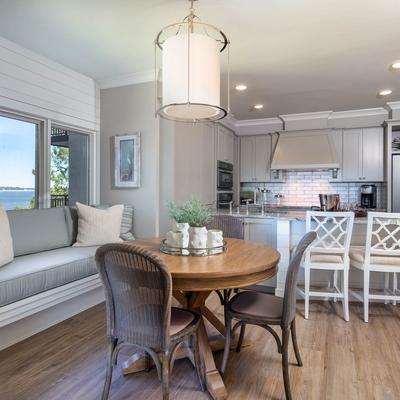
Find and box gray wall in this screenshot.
[100,82,159,238]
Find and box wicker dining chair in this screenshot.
[220,231,317,400]
[95,243,204,400]
[207,214,245,305]
[207,214,244,240]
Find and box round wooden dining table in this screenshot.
[122,237,280,400]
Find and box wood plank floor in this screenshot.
[1,295,400,400]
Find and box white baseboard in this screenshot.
[0,275,105,351]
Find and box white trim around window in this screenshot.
[0,108,99,208]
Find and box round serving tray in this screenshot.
[160,239,227,257]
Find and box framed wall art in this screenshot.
[114,133,140,188]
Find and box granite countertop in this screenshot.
[214,208,375,223]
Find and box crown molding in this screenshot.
[329,107,388,119]
[279,110,333,122]
[235,117,282,127]
[219,113,237,131]
[385,101,400,110]
[98,69,155,89]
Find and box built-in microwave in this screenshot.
[217,160,233,190]
[217,191,233,209]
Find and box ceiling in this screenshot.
[0,0,400,120]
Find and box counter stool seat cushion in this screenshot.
[230,291,283,320]
[310,253,344,264]
[350,246,400,268]
[170,307,195,336]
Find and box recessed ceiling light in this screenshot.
[235,84,247,91]
[390,61,400,71]
[253,104,264,109]
[378,89,393,97]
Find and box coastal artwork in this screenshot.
[114,133,141,188]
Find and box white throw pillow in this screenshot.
[73,203,124,247]
[0,206,14,267]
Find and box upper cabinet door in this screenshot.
[362,127,384,181]
[240,137,255,182]
[254,135,271,182]
[342,128,363,181]
[217,125,234,164]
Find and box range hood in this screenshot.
[271,130,340,170]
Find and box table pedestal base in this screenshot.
[122,291,252,400]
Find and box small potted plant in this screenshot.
[168,201,190,248]
[181,198,212,250]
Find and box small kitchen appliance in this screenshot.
[318,194,340,211]
[360,184,377,209]
[217,161,233,190]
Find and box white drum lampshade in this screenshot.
[161,33,223,121]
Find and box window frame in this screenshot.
[0,109,46,209]
[0,108,97,209]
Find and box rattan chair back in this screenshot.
[95,243,172,351]
[207,214,244,239]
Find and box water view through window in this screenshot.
[0,115,37,210]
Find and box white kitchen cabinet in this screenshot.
[255,136,271,182]
[240,137,255,182]
[240,135,276,182]
[217,125,234,164]
[362,127,384,181]
[243,218,277,247]
[342,127,384,182]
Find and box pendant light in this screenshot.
[155,0,230,123]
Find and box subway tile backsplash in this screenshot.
[241,171,386,209]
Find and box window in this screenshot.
[0,115,38,210]
[50,127,89,207]
[0,112,92,210]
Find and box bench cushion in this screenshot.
[0,246,98,306]
[7,208,71,256]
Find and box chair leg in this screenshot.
[342,269,350,322]
[220,316,232,375]
[304,267,310,319]
[333,270,338,302]
[101,338,117,400]
[162,352,171,400]
[193,333,205,392]
[290,319,303,367]
[393,273,398,306]
[236,324,246,353]
[364,270,370,323]
[282,327,292,400]
[385,272,390,304]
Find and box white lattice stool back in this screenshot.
[306,211,354,255]
[299,211,355,322]
[349,212,400,322]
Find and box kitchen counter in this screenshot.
[215,209,306,221]
[214,209,371,223]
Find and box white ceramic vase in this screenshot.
[188,226,208,249]
[207,229,224,248]
[172,221,189,248]
[165,230,184,248]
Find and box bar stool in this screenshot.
[298,211,355,321]
[349,212,400,322]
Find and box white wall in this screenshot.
[0,36,99,131]
[100,82,159,238]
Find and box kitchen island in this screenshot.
[214,208,375,297]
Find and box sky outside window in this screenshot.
[0,115,36,188]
